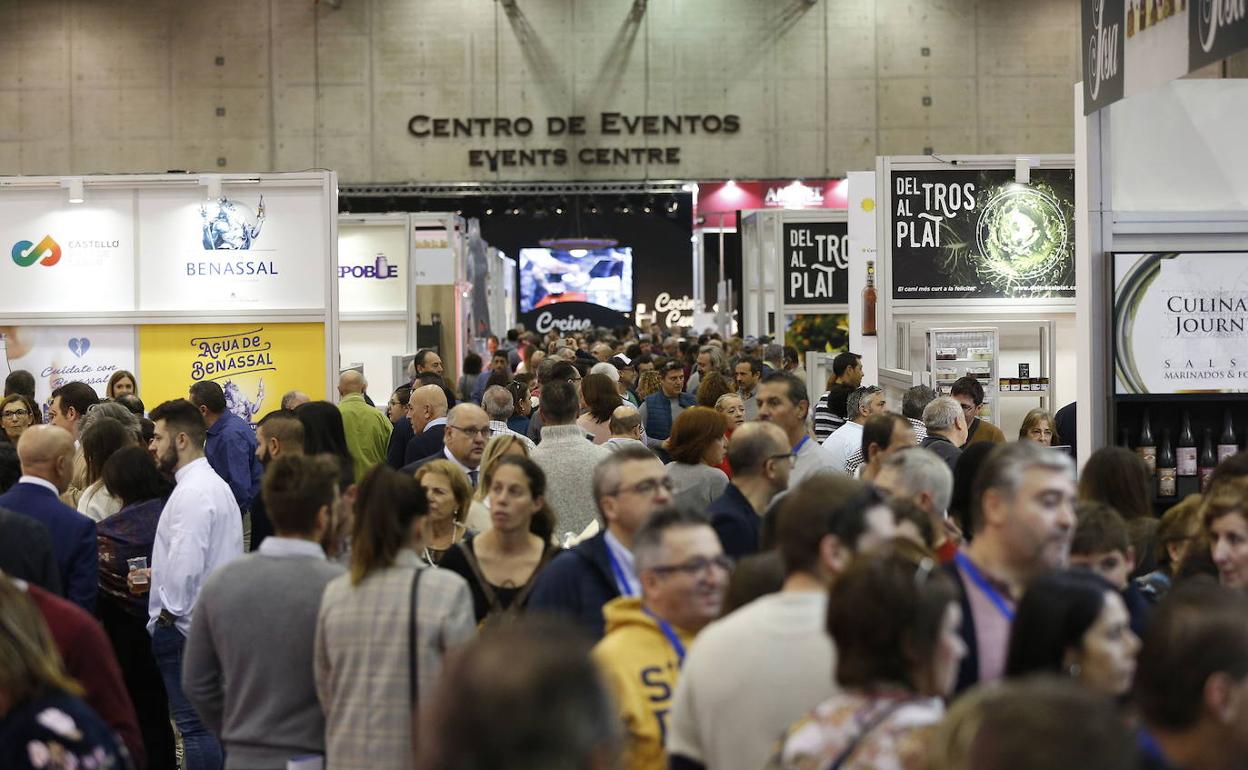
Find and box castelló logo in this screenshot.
[11,236,62,268]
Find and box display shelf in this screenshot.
[1000,390,1051,397]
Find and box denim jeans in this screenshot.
[152,623,223,770]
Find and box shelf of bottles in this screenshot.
[1116,400,1241,509]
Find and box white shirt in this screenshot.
[423,416,447,433]
[603,529,639,597]
[667,591,836,770]
[148,457,244,636]
[822,420,864,473]
[441,446,480,486]
[17,475,59,495]
[790,435,843,487]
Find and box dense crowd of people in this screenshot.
[1,326,1247,770]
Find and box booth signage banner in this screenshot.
[1,325,136,408]
[1114,252,1248,394]
[782,221,849,306]
[338,224,408,313]
[518,302,631,335]
[138,188,327,311]
[139,323,326,424]
[1082,0,1248,114]
[0,191,136,312]
[889,168,1075,301]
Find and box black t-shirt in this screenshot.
[439,532,557,623]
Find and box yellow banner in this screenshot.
[138,323,326,424]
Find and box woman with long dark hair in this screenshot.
[440,456,557,624]
[315,465,476,770]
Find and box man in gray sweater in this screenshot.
[531,379,610,541]
[183,454,346,770]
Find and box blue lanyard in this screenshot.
[605,546,635,598]
[642,607,686,665]
[793,435,810,455]
[955,552,1015,622]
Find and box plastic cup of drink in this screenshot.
[127,557,148,584]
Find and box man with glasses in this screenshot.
[705,422,792,559]
[403,403,490,486]
[592,508,730,770]
[639,360,696,453]
[529,446,673,638]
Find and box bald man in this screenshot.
[281,390,311,411]
[403,384,451,466]
[0,425,98,611]
[337,371,392,482]
[402,403,491,484]
[705,421,793,559]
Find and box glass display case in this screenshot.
[926,327,1000,425]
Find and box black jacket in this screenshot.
[526,531,620,639]
[706,483,761,560]
[921,434,962,474]
[944,559,982,696]
[403,423,446,465]
[0,506,62,595]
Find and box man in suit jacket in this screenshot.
[403,384,449,466]
[0,425,98,611]
[400,404,489,485]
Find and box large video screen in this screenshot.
[519,247,633,314]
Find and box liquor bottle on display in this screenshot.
[862,260,877,337]
[1219,409,1238,463]
[1199,428,1218,493]
[1177,411,1197,477]
[1156,428,1177,498]
[1137,410,1157,476]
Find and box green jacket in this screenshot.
[338,393,393,482]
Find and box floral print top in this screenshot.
[0,692,130,770]
[767,691,944,770]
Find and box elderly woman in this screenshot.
[0,394,40,445]
[414,459,475,566]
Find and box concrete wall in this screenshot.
[0,0,1081,182]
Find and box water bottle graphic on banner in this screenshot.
[374,253,391,281]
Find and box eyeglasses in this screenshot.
[2,409,31,420]
[448,425,492,439]
[650,555,735,577]
[610,477,675,497]
[767,452,796,467]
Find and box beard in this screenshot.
[155,444,179,477]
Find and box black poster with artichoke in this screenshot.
[889,168,1075,301]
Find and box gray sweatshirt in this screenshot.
[182,538,345,769]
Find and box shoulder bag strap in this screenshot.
[826,699,913,770]
[408,567,425,706]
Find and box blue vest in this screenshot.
[643,391,696,440]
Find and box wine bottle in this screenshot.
[1177,411,1197,477]
[1200,428,1218,493]
[1137,409,1157,475]
[862,260,877,337]
[1219,409,1238,462]
[1157,428,1177,498]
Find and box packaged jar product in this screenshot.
[999,378,1009,391]
[1039,377,1050,391]
[1009,378,1020,392]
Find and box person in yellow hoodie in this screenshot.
[592,507,731,770]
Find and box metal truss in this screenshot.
[338,180,693,198]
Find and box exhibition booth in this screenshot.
[738,157,1076,442]
[0,172,338,421]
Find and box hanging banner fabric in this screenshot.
[889,168,1076,302]
[1,325,136,409]
[139,323,326,425]
[782,221,849,306]
[1114,252,1248,394]
[1083,0,1248,114]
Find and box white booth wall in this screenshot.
[338,214,411,401]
